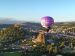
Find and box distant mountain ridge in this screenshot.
[0,18,75,24]
[0,18,24,24]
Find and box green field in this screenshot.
[1,51,75,56]
[0,52,22,56]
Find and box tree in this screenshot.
[0,25,27,46]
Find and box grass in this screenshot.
[0,52,22,56]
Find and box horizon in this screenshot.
[0,18,75,23]
[0,0,75,22]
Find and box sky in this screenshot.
[0,0,75,22]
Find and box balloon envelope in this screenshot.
[41,16,54,28]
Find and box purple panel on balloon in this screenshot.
[41,16,54,28]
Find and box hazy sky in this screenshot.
[0,0,75,22]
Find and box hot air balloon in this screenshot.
[41,16,54,32]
